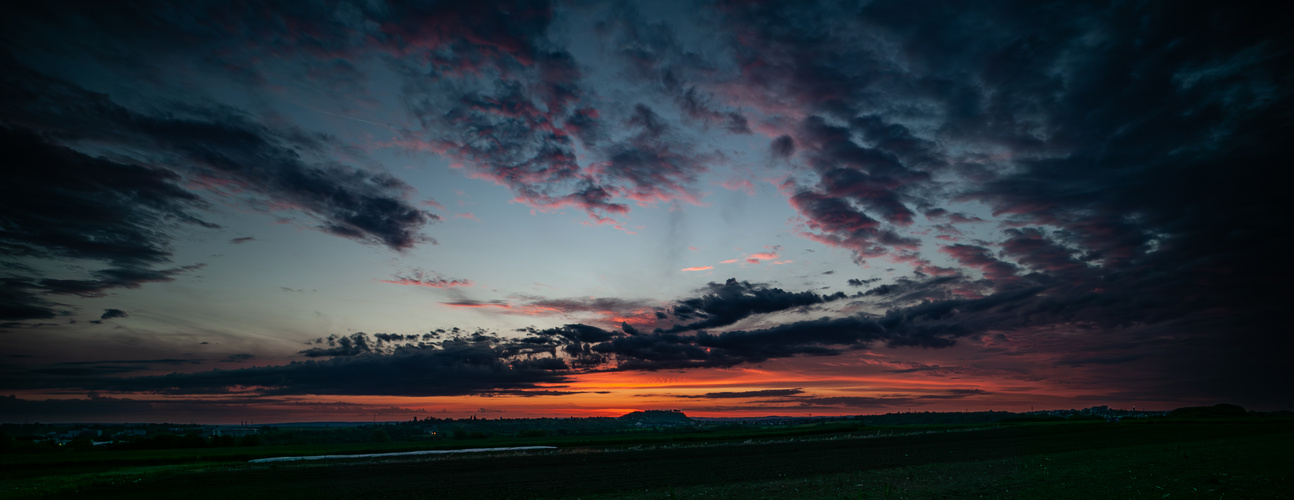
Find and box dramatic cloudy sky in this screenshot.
[2,0,1289,423]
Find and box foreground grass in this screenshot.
[597,431,1291,499]
[4,420,1290,499]
[0,422,972,498]
[0,421,963,475]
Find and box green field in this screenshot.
[4,419,1290,499]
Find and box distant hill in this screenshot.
[1168,404,1248,418]
[618,410,692,426]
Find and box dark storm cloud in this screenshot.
[998,228,1086,279]
[781,390,985,409]
[1,359,206,388]
[0,49,434,325]
[589,286,1035,370]
[592,103,709,207]
[0,394,157,421]
[695,316,885,355]
[1,0,1288,408]
[0,394,436,423]
[3,276,1267,399]
[662,278,847,333]
[940,244,1020,285]
[706,0,1291,404]
[21,273,1195,390]
[0,279,59,321]
[770,135,795,159]
[597,2,750,134]
[99,309,127,320]
[708,2,956,265]
[640,279,1072,370]
[0,126,208,267]
[781,113,934,263]
[387,1,718,224]
[73,333,572,397]
[590,331,718,370]
[0,127,211,320]
[524,296,654,315]
[2,0,708,241]
[797,116,927,226]
[2,50,433,254]
[676,389,805,399]
[788,189,919,262]
[383,1,630,223]
[299,332,380,358]
[38,265,205,299]
[533,324,618,344]
[677,87,751,134]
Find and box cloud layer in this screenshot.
[1,0,1289,415]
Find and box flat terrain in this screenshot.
[5,420,1290,499]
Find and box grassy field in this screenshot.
[0,421,925,472]
[3,419,1290,499]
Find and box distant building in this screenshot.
[212,426,258,437]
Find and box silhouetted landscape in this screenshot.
[3,405,1290,498]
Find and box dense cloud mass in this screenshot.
[0,58,434,251]
[0,45,435,319]
[664,278,847,332]
[0,0,1289,414]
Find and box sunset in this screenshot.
[2,1,1291,497]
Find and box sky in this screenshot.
[1,0,1290,424]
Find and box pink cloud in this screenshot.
[888,252,959,277]
[438,296,665,331]
[719,259,739,264]
[940,244,1020,283]
[787,188,922,261]
[722,178,756,195]
[454,212,480,221]
[741,245,783,264]
[681,266,714,272]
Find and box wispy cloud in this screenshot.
[379,268,474,289]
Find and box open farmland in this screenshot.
[5,419,1289,499]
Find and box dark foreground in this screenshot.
[13,420,1293,499]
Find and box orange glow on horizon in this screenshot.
[12,345,1162,423]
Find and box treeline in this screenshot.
[0,431,263,454]
[106,433,264,450]
[855,411,1015,426]
[254,418,626,446]
[997,414,1107,423]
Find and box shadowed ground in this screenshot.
[21,421,1294,499]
